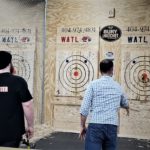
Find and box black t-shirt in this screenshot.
[0,73,32,141]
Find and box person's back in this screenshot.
[0,51,34,148]
[89,76,124,125]
[79,59,129,150]
[0,73,28,141]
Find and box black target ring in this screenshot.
[59,55,94,93]
[60,59,92,91]
[124,56,150,96]
[64,62,88,86]
[12,54,31,81]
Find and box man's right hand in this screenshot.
[26,126,34,139]
[79,126,86,141]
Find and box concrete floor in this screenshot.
[35,132,150,150]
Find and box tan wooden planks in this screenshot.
[45,0,150,139]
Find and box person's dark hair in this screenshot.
[100,59,113,73]
[0,51,12,69]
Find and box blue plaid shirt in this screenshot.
[80,75,128,126]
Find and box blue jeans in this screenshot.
[85,123,117,150]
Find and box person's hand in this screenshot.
[26,126,34,139]
[79,126,86,141]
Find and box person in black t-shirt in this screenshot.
[0,51,34,148]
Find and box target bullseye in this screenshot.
[69,67,82,81]
[141,72,149,83]
[74,71,79,77]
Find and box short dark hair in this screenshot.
[100,59,113,73]
[0,51,12,69]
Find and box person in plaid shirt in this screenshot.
[80,59,129,150]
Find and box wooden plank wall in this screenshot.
[0,0,45,125]
[45,0,150,139]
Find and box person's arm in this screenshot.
[22,99,34,139]
[79,84,93,140]
[79,114,87,140]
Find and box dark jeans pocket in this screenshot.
[87,124,103,143]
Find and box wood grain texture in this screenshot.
[45,0,150,139]
[0,0,45,125]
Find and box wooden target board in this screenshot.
[55,50,98,96]
[0,28,35,94]
[122,50,150,101]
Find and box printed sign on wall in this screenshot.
[57,26,99,50]
[100,25,122,42]
[122,26,150,46]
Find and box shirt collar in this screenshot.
[101,75,113,79]
[0,72,11,76]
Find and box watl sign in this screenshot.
[100,25,122,42]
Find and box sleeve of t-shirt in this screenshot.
[18,78,33,103]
